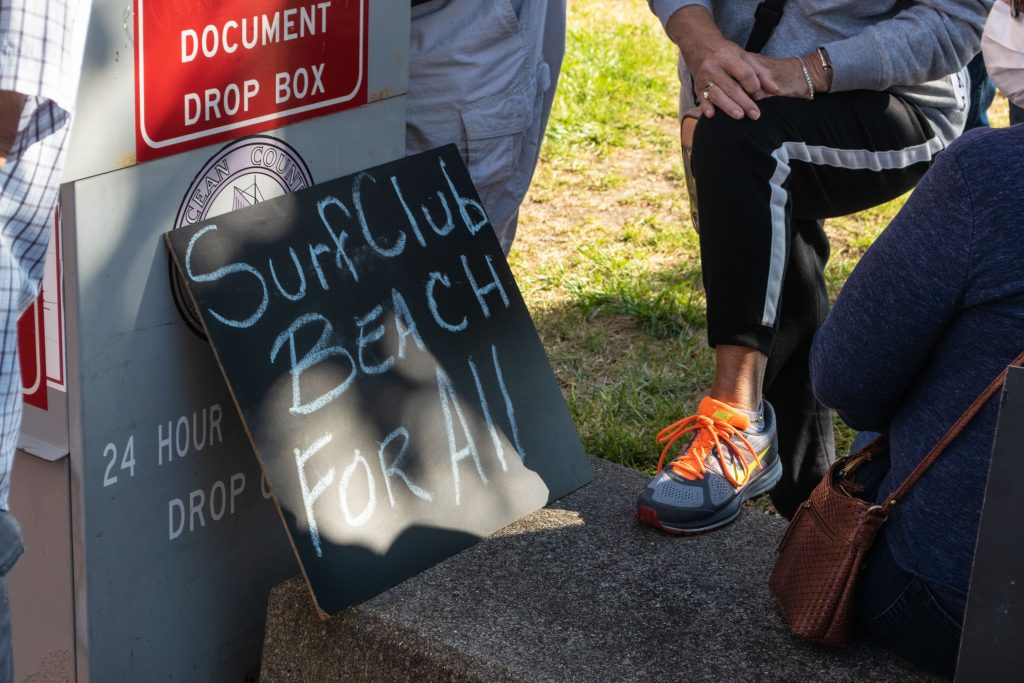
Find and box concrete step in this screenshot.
[260,456,938,682]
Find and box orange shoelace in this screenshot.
[655,413,765,488]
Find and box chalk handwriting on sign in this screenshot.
[135,0,367,161]
[165,146,592,615]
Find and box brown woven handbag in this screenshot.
[769,350,1024,647]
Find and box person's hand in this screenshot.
[0,91,24,169]
[746,54,829,100]
[666,7,779,120]
[687,39,781,119]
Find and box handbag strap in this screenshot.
[884,349,1024,509]
[745,0,789,53]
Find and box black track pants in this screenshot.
[690,91,938,517]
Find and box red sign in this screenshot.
[18,209,66,411]
[19,296,46,411]
[134,0,368,162]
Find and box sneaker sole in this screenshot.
[635,455,783,535]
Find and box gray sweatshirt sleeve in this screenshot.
[824,1,989,93]
[648,0,711,30]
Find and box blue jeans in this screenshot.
[847,444,963,677]
[0,575,10,683]
[843,444,962,679]
[964,53,1024,129]
[0,511,24,683]
[966,53,996,130]
[858,536,963,678]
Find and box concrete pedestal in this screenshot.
[261,457,938,682]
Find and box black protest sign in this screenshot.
[957,366,1024,680]
[165,145,592,616]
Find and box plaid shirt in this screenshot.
[0,0,90,510]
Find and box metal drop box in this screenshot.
[7,1,410,679]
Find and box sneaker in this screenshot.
[635,396,781,534]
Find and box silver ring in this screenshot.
[701,82,717,101]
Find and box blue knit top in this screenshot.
[811,124,1024,614]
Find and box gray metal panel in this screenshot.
[63,99,406,681]
[61,0,136,182]
[368,0,411,103]
[7,452,76,683]
[60,181,88,683]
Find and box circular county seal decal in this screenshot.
[170,135,314,338]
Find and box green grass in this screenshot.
[545,3,678,157]
[510,0,1010,509]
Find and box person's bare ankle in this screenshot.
[721,397,760,412]
[707,385,760,412]
[709,344,767,412]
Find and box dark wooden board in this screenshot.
[165,145,593,615]
[957,366,1024,680]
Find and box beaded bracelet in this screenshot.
[796,55,814,101]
